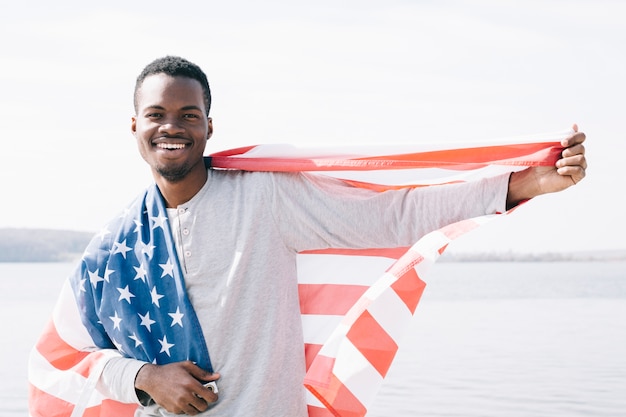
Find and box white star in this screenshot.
[138,312,156,332]
[151,213,168,230]
[138,240,156,259]
[129,332,143,348]
[96,227,111,242]
[169,307,184,327]
[159,335,175,357]
[151,286,165,308]
[117,285,135,304]
[112,239,133,259]
[133,219,143,233]
[104,266,115,283]
[88,269,104,288]
[112,338,125,354]
[79,278,86,292]
[109,311,122,330]
[160,259,174,278]
[134,262,148,283]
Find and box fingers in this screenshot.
[554,126,587,186]
[165,379,218,415]
[561,143,585,159]
[556,164,586,184]
[557,151,587,168]
[184,360,219,382]
[136,361,219,414]
[562,130,586,148]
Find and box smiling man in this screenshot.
[132,65,214,206]
[28,56,587,417]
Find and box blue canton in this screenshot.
[70,185,212,371]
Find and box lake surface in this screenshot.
[2,261,625,416]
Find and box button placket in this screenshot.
[178,206,192,260]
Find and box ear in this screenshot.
[131,116,137,136]
[206,117,213,140]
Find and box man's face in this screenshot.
[132,74,212,183]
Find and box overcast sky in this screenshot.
[1,0,624,253]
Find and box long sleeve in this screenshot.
[270,171,510,251]
[97,357,145,404]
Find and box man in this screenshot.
[29,56,586,417]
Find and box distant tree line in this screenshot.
[1,228,623,263]
[0,228,94,262]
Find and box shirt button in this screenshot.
[178,208,186,214]
[182,228,190,236]
[185,250,192,257]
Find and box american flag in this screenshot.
[28,131,569,417]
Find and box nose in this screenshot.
[158,118,185,136]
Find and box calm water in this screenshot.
[2,261,625,417]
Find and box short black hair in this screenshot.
[134,56,211,115]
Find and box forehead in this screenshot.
[136,74,206,111]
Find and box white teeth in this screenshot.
[156,143,186,150]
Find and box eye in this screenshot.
[183,113,200,119]
[146,112,162,119]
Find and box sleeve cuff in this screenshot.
[98,357,149,404]
[486,173,511,214]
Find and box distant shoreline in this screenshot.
[1,227,624,263]
[438,250,626,263]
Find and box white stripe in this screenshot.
[316,322,351,357]
[297,253,395,286]
[28,348,105,407]
[305,390,325,407]
[367,286,414,344]
[52,279,99,351]
[70,351,119,417]
[231,131,570,158]
[333,341,384,408]
[301,314,343,345]
[409,230,452,264]
[320,164,523,185]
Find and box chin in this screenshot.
[156,165,191,183]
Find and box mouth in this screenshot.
[152,137,192,152]
[156,142,188,150]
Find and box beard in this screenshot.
[155,162,193,183]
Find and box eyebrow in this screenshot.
[144,105,204,112]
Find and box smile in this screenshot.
[156,143,187,150]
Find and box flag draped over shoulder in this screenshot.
[28,131,569,417]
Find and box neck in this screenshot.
[155,168,208,208]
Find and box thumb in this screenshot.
[186,361,219,381]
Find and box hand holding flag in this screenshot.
[507,126,586,208]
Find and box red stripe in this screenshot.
[391,268,426,314]
[386,251,424,283]
[438,217,482,242]
[209,142,562,172]
[340,179,455,192]
[300,247,409,258]
[360,142,562,166]
[299,284,368,315]
[35,319,91,374]
[29,383,74,417]
[346,310,397,377]
[305,354,335,388]
[305,367,367,417]
[85,400,137,417]
[29,384,137,417]
[308,404,339,417]
[304,343,323,371]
